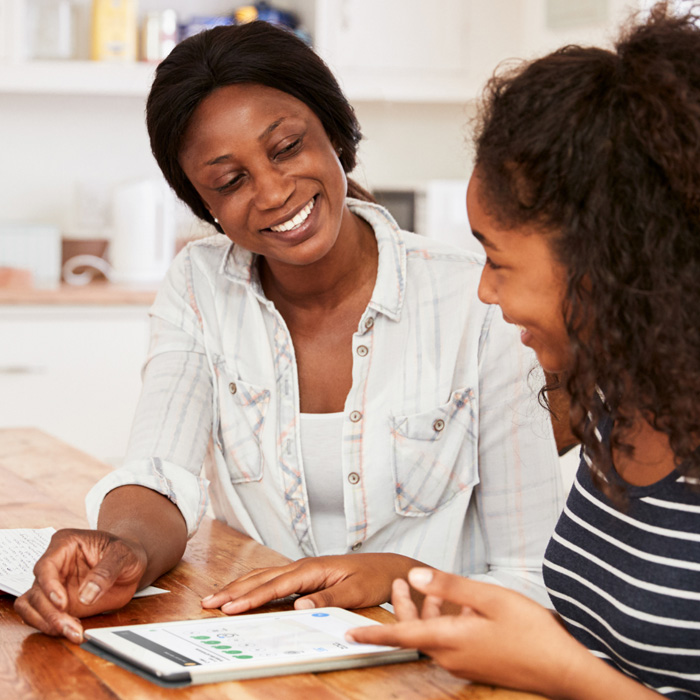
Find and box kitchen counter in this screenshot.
[0,281,158,306]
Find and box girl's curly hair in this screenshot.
[473,1,700,497]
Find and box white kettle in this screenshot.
[109,178,176,284]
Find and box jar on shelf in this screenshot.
[26,0,78,60]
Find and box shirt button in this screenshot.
[347,472,360,485]
[356,345,368,357]
[349,410,362,422]
[351,541,362,551]
[229,382,237,395]
[364,317,374,330]
[433,418,445,432]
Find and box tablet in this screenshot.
[82,607,418,687]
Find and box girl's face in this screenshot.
[467,172,572,374]
[179,83,348,268]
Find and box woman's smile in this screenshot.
[266,196,316,233]
[178,83,349,268]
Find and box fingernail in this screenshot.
[221,601,243,614]
[201,594,214,604]
[79,581,101,606]
[408,568,434,587]
[295,598,315,610]
[63,624,83,644]
[49,591,64,607]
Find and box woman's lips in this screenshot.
[268,197,316,233]
[261,195,319,244]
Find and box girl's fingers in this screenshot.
[421,594,444,620]
[391,577,420,621]
[407,568,503,614]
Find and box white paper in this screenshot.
[0,527,57,596]
[0,527,168,598]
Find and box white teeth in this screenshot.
[269,198,315,233]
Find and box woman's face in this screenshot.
[467,172,572,374]
[179,83,348,268]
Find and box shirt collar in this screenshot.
[216,197,407,320]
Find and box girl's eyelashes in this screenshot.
[485,257,503,270]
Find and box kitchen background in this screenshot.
[0,0,650,469]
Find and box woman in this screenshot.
[15,21,561,642]
[350,4,700,698]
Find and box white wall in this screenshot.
[0,0,644,240]
[0,96,476,235]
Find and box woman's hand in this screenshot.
[14,528,147,643]
[202,553,421,615]
[346,568,602,699]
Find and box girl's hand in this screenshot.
[202,553,422,614]
[347,568,591,698]
[14,528,147,643]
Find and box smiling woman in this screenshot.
[14,21,562,644]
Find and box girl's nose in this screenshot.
[477,267,498,306]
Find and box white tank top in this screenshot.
[299,412,346,555]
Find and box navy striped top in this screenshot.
[544,421,700,699]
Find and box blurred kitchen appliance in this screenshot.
[0,223,61,288]
[374,180,481,255]
[109,179,175,284]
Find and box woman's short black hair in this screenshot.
[473,1,700,493]
[146,21,368,230]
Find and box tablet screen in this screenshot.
[84,607,416,682]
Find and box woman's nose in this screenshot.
[253,165,294,211]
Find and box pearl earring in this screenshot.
[214,218,219,224]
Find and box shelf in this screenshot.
[0,60,157,97]
[0,59,478,103]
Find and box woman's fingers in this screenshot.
[205,554,407,614]
[214,565,328,614]
[16,529,148,639]
[14,586,84,642]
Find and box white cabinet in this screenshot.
[0,306,149,464]
[0,0,518,102]
[315,0,477,102]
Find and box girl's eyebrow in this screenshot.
[471,229,499,251]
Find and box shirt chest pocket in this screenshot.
[390,388,478,516]
[214,369,271,484]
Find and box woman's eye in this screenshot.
[216,174,244,193]
[486,257,503,271]
[274,138,302,159]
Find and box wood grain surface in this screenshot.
[0,428,548,699]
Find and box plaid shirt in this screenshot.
[86,199,563,604]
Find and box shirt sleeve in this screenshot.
[472,305,564,607]
[85,249,213,537]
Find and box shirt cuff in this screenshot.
[85,458,210,538]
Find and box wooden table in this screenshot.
[0,428,547,700]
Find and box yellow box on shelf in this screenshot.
[90,0,137,62]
